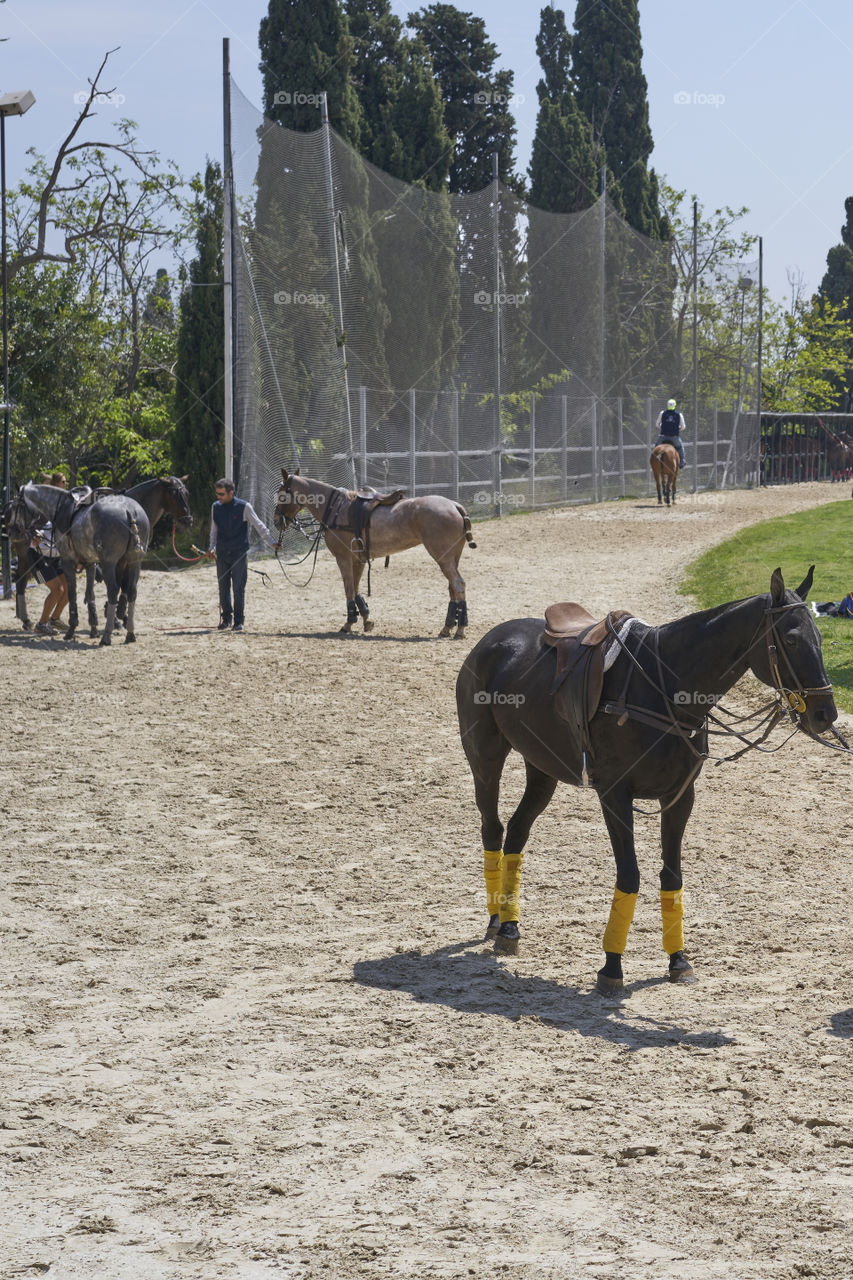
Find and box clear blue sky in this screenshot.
[2,0,851,302]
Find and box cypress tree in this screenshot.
[259,0,363,144]
[173,162,224,517]
[571,0,662,238]
[818,196,853,408]
[527,7,600,380]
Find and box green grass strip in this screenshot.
[680,500,853,713]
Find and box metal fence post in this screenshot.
[561,395,568,501]
[452,390,460,503]
[712,402,718,488]
[646,396,652,495]
[409,388,416,496]
[529,392,536,508]
[591,397,599,503]
[617,396,625,497]
[359,385,367,488]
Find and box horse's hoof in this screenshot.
[362,619,374,632]
[22,620,32,631]
[340,623,353,634]
[99,635,112,647]
[438,626,452,637]
[89,627,99,638]
[453,628,466,640]
[668,953,696,984]
[64,631,75,642]
[124,632,136,644]
[494,923,520,955]
[485,914,500,939]
[596,968,627,996]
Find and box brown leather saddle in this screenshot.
[347,488,405,550]
[543,603,634,777]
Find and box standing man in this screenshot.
[655,398,687,468]
[206,479,277,631]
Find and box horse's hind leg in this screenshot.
[99,565,119,646]
[458,698,510,939]
[660,782,696,983]
[123,567,139,643]
[493,762,558,956]
[435,539,467,639]
[84,566,99,637]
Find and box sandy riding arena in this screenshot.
[2,482,852,1280]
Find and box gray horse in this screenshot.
[19,483,150,645]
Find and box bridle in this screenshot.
[760,599,833,717]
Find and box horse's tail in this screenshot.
[456,504,477,549]
[127,510,144,553]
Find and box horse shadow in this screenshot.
[829,1008,853,1040]
[283,630,442,644]
[0,630,96,652]
[353,938,734,1053]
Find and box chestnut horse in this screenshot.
[650,443,679,506]
[274,469,476,637]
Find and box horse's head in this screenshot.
[273,467,303,531]
[161,475,193,528]
[748,566,837,737]
[3,489,38,542]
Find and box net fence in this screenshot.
[229,80,761,534]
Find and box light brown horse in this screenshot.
[274,468,476,637]
[650,443,680,506]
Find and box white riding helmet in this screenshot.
[666,398,677,409]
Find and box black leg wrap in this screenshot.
[354,594,369,618]
[444,601,459,628]
[456,601,469,627]
[346,599,359,624]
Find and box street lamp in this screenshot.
[1,89,36,604]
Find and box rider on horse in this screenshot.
[655,398,687,468]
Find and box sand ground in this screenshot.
[1,482,852,1280]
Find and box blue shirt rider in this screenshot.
[655,399,687,468]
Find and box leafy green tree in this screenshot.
[571,0,663,238]
[173,162,224,514]
[763,293,853,413]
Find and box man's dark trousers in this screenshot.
[216,547,248,626]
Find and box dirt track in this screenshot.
[2,482,852,1280]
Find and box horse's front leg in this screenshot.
[660,781,696,983]
[61,558,79,641]
[84,565,99,637]
[334,545,358,634]
[597,786,639,994]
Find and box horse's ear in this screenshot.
[770,567,786,605]
[281,467,289,482]
[794,565,815,601]
[180,475,188,483]
[294,466,300,476]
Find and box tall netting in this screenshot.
[229,80,761,530]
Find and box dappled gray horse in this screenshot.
[20,483,150,645]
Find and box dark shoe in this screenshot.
[218,620,232,630]
[232,623,244,632]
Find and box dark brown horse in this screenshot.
[274,469,476,637]
[650,443,679,505]
[456,567,837,992]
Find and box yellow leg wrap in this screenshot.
[660,888,685,954]
[483,850,503,916]
[499,853,524,924]
[602,887,638,954]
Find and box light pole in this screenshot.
[1,89,35,604]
